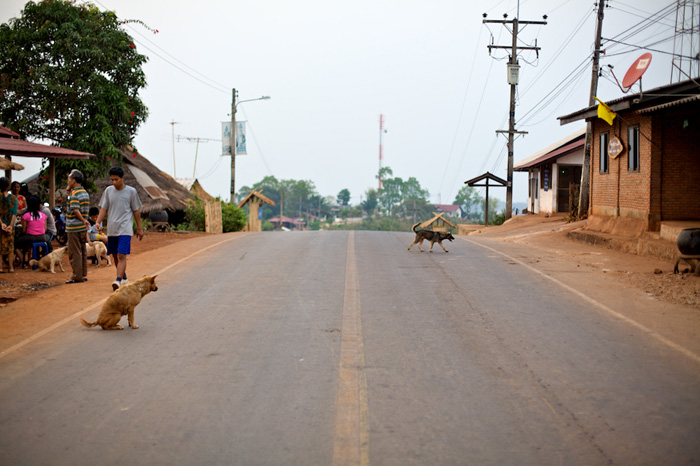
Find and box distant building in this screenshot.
[433,204,462,217]
[514,128,585,215]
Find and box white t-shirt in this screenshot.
[99,185,143,236]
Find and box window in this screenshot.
[628,126,640,172]
[599,132,609,174]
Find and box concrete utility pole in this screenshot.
[229,89,270,203]
[484,13,546,219]
[230,88,237,202]
[579,0,606,219]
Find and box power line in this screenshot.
[91,0,231,95]
[437,27,485,199]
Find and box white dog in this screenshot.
[28,246,67,273]
[86,241,111,267]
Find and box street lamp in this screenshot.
[230,89,270,202]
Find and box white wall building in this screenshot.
[514,128,585,215]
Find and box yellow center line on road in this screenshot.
[0,234,248,361]
[459,236,700,365]
[333,231,370,466]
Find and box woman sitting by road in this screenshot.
[15,195,50,267]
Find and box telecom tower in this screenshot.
[378,114,386,190]
[671,0,700,83]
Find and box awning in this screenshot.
[0,138,93,159]
[515,138,584,170]
[0,125,95,207]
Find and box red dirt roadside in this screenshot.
[0,231,236,354]
[464,214,700,308]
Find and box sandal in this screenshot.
[65,279,83,284]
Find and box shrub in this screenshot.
[181,200,247,232]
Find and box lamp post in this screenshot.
[230,89,270,202]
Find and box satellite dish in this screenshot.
[622,53,652,89]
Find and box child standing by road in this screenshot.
[94,166,143,290]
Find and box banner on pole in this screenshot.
[221,121,247,155]
[221,122,232,155]
[235,121,247,155]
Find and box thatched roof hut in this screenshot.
[89,147,195,215]
[176,178,216,202]
[25,148,194,219]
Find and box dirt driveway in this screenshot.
[465,214,700,309]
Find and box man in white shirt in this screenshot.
[94,166,144,291]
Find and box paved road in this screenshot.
[1,231,698,465]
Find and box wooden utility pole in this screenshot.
[230,88,237,202]
[484,14,546,220]
[579,1,606,219]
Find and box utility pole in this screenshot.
[170,120,180,178]
[579,0,606,219]
[228,89,270,203]
[484,12,546,219]
[230,88,237,202]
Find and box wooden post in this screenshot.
[484,178,490,226]
[49,159,56,207]
[205,200,223,234]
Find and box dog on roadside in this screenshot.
[28,246,67,273]
[407,223,455,253]
[80,275,158,330]
[86,241,111,267]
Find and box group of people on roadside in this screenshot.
[0,167,143,290]
[0,179,57,273]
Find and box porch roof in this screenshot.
[514,127,585,171]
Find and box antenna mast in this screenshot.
[671,0,700,83]
[378,114,386,190]
[170,119,180,178]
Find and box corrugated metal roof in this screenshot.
[636,94,700,113]
[557,79,700,125]
[515,138,584,170]
[514,128,585,170]
[0,136,93,159]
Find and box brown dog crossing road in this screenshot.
[0,231,698,465]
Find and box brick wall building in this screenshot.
[559,79,700,237]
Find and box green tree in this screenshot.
[379,176,403,215]
[337,188,350,206]
[396,197,434,223]
[182,198,247,232]
[486,197,504,226]
[0,0,149,181]
[361,189,378,217]
[453,185,481,219]
[239,176,322,222]
[377,167,430,215]
[402,177,430,202]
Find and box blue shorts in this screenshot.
[107,236,132,256]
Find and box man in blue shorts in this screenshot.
[94,166,144,290]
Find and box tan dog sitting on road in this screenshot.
[86,241,111,267]
[28,246,67,273]
[80,275,158,330]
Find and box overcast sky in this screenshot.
[0,0,687,206]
